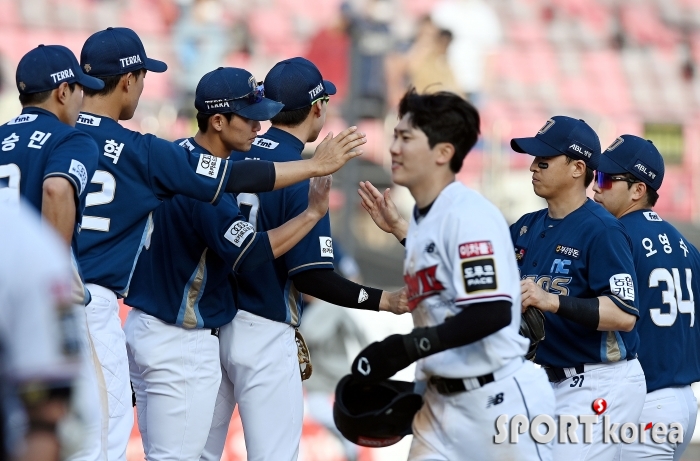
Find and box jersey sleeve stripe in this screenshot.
[211,159,229,204]
[232,232,257,271]
[287,261,335,274]
[606,294,639,313]
[44,172,80,197]
[454,293,513,307]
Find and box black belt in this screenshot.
[544,365,584,383]
[429,373,495,395]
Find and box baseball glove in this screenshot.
[520,307,545,361]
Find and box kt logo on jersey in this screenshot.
[405,266,445,311]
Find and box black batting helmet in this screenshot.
[333,374,423,447]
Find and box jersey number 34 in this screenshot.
[650,268,695,327]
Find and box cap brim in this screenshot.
[144,58,167,73]
[596,154,627,174]
[511,137,564,158]
[235,98,284,121]
[76,72,105,91]
[323,80,337,96]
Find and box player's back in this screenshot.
[230,128,334,325]
[0,108,98,250]
[75,114,230,296]
[619,209,700,392]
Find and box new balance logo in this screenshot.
[487,393,504,407]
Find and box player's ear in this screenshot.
[631,181,647,202]
[434,142,455,167]
[210,114,224,133]
[571,159,586,180]
[55,81,71,105]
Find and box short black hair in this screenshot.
[196,111,233,133]
[83,68,146,97]
[564,156,594,187]
[270,105,313,128]
[19,82,77,106]
[621,172,659,207]
[398,88,480,173]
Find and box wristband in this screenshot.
[402,326,444,362]
[557,296,600,330]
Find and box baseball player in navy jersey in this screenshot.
[0,45,104,461]
[510,116,646,460]
[355,89,553,461]
[592,135,700,460]
[75,28,366,461]
[123,66,335,461]
[200,58,407,461]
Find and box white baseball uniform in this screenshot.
[0,202,80,456]
[403,182,554,461]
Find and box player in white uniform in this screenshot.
[355,89,554,460]
[0,201,80,460]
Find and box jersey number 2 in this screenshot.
[649,268,694,327]
[82,170,116,232]
[236,193,259,228]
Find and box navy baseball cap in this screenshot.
[195,67,284,121]
[264,57,337,111]
[598,135,664,190]
[511,116,602,170]
[80,27,167,77]
[16,44,105,94]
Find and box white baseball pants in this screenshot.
[408,358,555,461]
[125,308,221,461]
[84,283,132,461]
[201,310,303,461]
[619,385,697,461]
[551,358,646,461]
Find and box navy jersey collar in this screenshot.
[21,106,58,120]
[79,111,119,125]
[265,127,305,152]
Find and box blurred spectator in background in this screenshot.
[431,0,501,103]
[300,242,366,461]
[0,54,21,123]
[172,0,234,112]
[387,16,462,108]
[305,13,351,105]
[343,0,395,120]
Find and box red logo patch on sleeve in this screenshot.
[458,241,494,259]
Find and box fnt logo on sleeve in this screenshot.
[7,114,37,125]
[252,138,279,149]
[319,237,334,258]
[555,244,580,259]
[462,258,498,293]
[458,241,493,259]
[69,159,88,195]
[196,154,221,178]
[609,273,635,301]
[179,139,195,152]
[224,221,255,247]
[643,211,662,222]
[77,114,101,126]
[404,265,445,311]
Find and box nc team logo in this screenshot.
[537,119,555,135]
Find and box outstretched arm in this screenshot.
[351,300,512,382]
[358,180,408,242]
